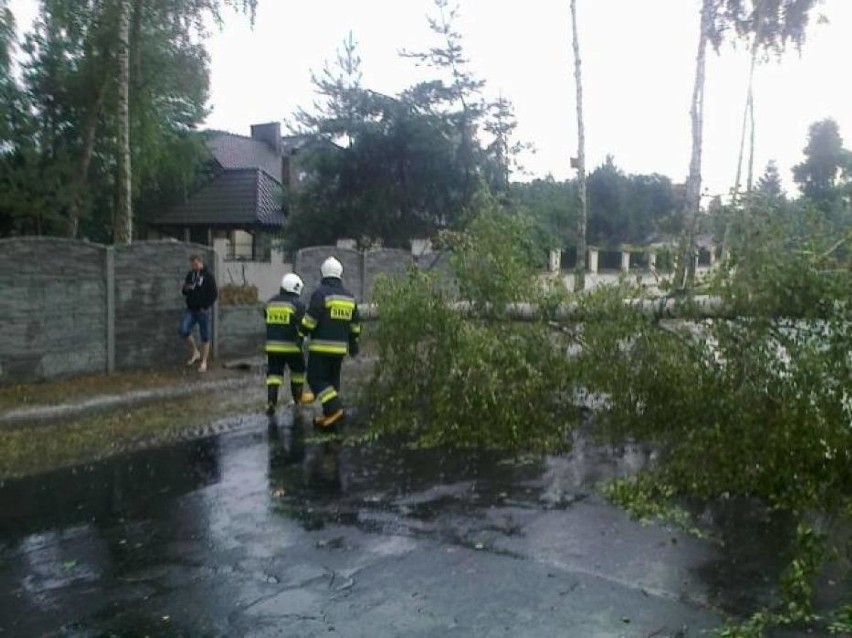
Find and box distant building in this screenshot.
[148,122,316,261]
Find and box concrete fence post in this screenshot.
[588,247,599,274]
[548,249,561,273]
[105,246,116,374]
[621,250,631,273]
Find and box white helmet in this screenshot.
[281,273,304,295]
[321,256,343,279]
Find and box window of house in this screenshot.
[231,230,254,260]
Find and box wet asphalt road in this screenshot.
[0,410,814,637]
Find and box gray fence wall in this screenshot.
[0,238,215,383]
[218,304,265,359]
[0,240,436,383]
[0,238,108,380]
[292,246,414,303]
[114,242,216,370]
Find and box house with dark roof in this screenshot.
[148,122,311,260]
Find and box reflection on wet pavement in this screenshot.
[0,411,840,637]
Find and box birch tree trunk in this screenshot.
[66,80,108,238]
[676,0,715,289]
[570,0,587,293]
[722,0,763,262]
[113,0,132,244]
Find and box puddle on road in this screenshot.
[0,411,844,633]
[0,437,221,542]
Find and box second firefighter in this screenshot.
[300,256,361,430]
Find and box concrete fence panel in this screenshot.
[114,241,214,370]
[218,304,265,359]
[0,238,107,382]
[293,246,363,301]
[363,249,413,303]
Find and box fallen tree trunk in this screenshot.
[358,296,728,322]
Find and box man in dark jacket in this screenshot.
[300,256,361,430]
[180,254,218,372]
[264,273,315,416]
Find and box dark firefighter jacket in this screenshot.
[300,278,361,356]
[264,291,306,354]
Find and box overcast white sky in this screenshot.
[9,0,852,197]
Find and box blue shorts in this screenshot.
[179,308,210,343]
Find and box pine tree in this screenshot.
[293,31,363,147]
[755,160,784,200]
[793,119,851,207]
[401,0,486,206]
[483,94,530,191]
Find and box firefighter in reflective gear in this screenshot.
[265,273,315,416]
[300,256,361,429]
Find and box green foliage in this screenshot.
[510,177,578,251]
[827,604,852,635]
[755,160,785,200]
[0,0,252,240]
[601,476,700,535]
[587,156,682,246]
[510,160,682,255]
[448,189,541,313]
[285,88,467,249]
[286,3,532,250]
[711,522,834,638]
[713,611,772,638]
[723,0,823,55]
[366,196,576,453]
[793,118,852,210]
[577,207,851,633]
[779,523,825,622]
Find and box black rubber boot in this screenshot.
[266,386,278,416]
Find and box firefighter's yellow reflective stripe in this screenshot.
[308,340,348,355]
[266,375,284,386]
[350,323,362,335]
[269,301,296,311]
[266,302,294,325]
[324,295,355,308]
[301,314,318,330]
[318,387,338,404]
[290,373,306,384]
[265,341,301,354]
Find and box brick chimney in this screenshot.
[250,122,281,155]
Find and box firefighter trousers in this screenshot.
[267,352,307,404]
[307,354,344,417]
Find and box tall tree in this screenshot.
[0,0,13,87]
[676,0,724,289]
[482,93,530,191]
[793,118,851,207]
[511,177,578,252]
[293,30,362,147]
[3,0,256,241]
[728,0,822,197]
[114,0,131,243]
[721,0,823,260]
[570,0,587,292]
[401,0,486,206]
[0,0,18,142]
[755,159,784,199]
